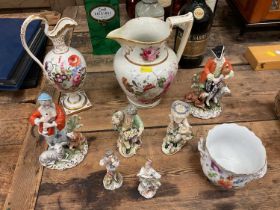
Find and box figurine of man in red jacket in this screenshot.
[185,45,234,119]
[30,92,66,146]
[199,45,234,106]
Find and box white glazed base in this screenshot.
[42,140,88,170]
[138,184,157,199]
[127,96,161,109]
[60,90,92,115]
[103,173,123,190]
[161,135,193,156]
[188,103,222,119]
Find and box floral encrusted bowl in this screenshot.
[198,123,267,189]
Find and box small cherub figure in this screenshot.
[112,104,144,158]
[185,45,234,119]
[137,160,161,199]
[162,100,193,155]
[100,150,123,190]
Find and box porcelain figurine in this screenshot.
[107,14,193,108]
[185,45,234,119]
[30,92,88,170]
[198,123,267,189]
[162,100,193,155]
[100,150,123,190]
[137,160,161,199]
[112,104,144,158]
[21,15,92,115]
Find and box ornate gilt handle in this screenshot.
[20,15,49,70]
[166,12,194,62]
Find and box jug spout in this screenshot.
[107,17,172,47]
[46,17,77,53]
[106,28,129,46]
[46,17,77,38]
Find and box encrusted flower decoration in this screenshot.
[140,47,160,62]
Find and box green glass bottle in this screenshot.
[85,0,121,55]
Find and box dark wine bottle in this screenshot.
[174,0,214,68]
[171,0,189,16]
[126,0,139,18]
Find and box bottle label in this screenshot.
[193,7,205,20]
[90,6,116,21]
[176,30,209,57]
[206,0,217,12]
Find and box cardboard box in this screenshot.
[244,45,280,70]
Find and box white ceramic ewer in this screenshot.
[107,14,193,108]
[21,15,92,115]
[198,123,267,189]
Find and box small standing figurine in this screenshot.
[30,92,66,146]
[112,104,144,158]
[30,92,88,170]
[185,45,234,119]
[162,100,193,155]
[100,150,123,190]
[137,160,161,199]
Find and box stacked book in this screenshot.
[0,18,47,90]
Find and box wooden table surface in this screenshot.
[1,1,280,209]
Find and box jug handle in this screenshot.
[20,15,49,70]
[166,12,194,62]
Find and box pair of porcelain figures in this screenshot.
[100,151,161,199]
[30,45,234,197]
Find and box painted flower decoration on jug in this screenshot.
[68,54,81,67]
[44,54,86,92]
[140,47,160,62]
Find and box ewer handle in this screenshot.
[166,12,193,62]
[20,15,49,70]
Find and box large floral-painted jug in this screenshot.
[107,14,193,108]
[21,15,92,115]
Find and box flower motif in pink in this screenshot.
[140,47,160,62]
[72,74,81,86]
[163,72,174,93]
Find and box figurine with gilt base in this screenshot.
[112,104,144,158]
[185,45,234,119]
[29,92,88,170]
[162,100,193,155]
[137,160,161,199]
[99,150,123,190]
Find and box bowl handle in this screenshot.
[198,138,207,157]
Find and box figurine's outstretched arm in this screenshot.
[29,110,42,126]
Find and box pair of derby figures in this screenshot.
[111,101,193,157]
[99,150,161,199]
